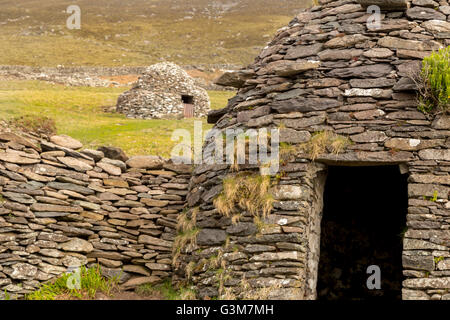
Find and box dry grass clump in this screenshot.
[172,208,199,266]
[213,172,274,220]
[299,131,351,160]
[9,115,57,137]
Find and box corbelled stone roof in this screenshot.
[209,0,449,125]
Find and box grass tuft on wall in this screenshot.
[418,46,449,114]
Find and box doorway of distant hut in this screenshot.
[182,95,194,118]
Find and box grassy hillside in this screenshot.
[0,80,235,156]
[0,0,311,67]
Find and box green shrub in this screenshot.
[26,265,119,300]
[418,46,449,113]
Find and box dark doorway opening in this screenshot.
[182,95,194,104]
[317,165,407,300]
[182,95,194,118]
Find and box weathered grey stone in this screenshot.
[439,5,450,15]
[402,289,430,300]
[59,238,94,253]
[50,135,83,150]
[96,161,121,176]
[97,146,128,162]
[422,20,450,33]
[386,111,426,120]
[263,60,320,77]
[356,0,409,10]
[403,277,450,289]
[31,203,83,213]
[280,129,311,144]
[80,149,104,161]
[271,185,305,200]
[418,149,450,161]
[432,115,450,130]
[0,152,40,165]
[318,49,363,61]
[324,34,369,48]
[214,69,255,88]
[271,98,341,113]
[393,77,417,91]
[247,115,273,127]
[123,265,151,276]
[402,255,434,271]
[378,36,443,51]
[274,89,307,101]
[349,78,396,88]
[196,229,227,246]
[322,3,362,16]
[385,138,442,151]
[226,223,257,236]
[285,43,323,59]
[351,131,388,143]
[396,49,432,59]
[237,106,271,122]
[138,235,172,247]
[9,263,38,280]
[408,183,449,199]
[2,192,35,205]
[344,88,392,98]
[406,7,446,20]
[47,182,94,195]
[140,198,169,207]
[145,263,170,271]
[57,157,93,172]
[250,251,302,262]
[363,48,394,58]
[122,276,161,288]
[328,64,393,78]
[126,156,164,169]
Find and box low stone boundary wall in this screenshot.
[0,131,191,298]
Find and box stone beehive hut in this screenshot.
[178,0,450,300]
[0,0,449,301]
[116,62,211,119]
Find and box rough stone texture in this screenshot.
[0,125,191,298]
[189,0,449,300]
[1,0,449,301]
[116,62,211,119]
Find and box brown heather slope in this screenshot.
[0,0,312,67]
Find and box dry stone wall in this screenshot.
[0,0,449,301]
[0,129,191,299]
[181,0,450,300]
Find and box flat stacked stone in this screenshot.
[0,131,192,298]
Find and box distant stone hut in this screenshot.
[116,62,210,119]
[178,0,450,300]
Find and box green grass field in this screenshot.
[0,80,235,157]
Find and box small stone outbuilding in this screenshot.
[179,0,450,300]
[116,62,210,119]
